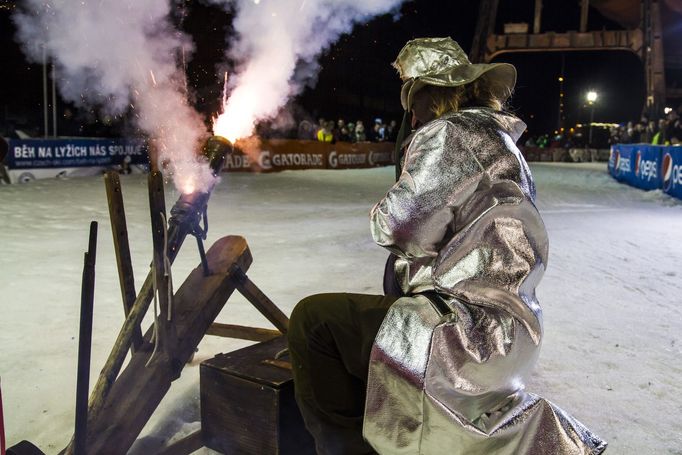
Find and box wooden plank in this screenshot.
[104,171,144,352]
[206,323,282,342]
[0,164,10,184]
[74,221,97,455]
[232,267,289,334]
[79,236,253,455]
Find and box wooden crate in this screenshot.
[201,337,316,454]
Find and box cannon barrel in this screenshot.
[166,136,233,259]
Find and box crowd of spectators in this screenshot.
[609,110,682,146]
[298,117,399,143]
[523,108,682,151]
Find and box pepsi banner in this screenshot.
[631,145,662,190]
[608,144,637,183]
[661,147,682,199]
[4,138,148,169]
[610,144,682,201]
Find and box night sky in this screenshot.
[0,1,660,138]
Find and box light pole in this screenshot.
[586,90,598,146]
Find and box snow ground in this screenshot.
[1,162,681,454]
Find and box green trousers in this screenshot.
[288,293,399,455]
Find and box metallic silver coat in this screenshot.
[364,108,606,454]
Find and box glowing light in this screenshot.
[181,178,196,194]
[665,106,672,114]
[212,75,261,142]
[586,90,598,104]
[558,76,564,82]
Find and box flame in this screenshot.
[180,177,196,195]
[212,72,260,143]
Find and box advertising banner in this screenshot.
[608,144,637,183]
[4,138,148,170]
[631,145,663,190]
[223,140,394,172]
[661,147,682,199]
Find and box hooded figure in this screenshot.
[288,37,606,455]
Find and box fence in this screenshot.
[608,144,682,200]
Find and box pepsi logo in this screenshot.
[609,149,620,174]
[662,153,673,191]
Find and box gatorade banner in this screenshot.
[661,147,682,199]
[223,140,394,172]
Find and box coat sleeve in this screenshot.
[370,118,485,259]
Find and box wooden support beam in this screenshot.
[104,171,144,353]
[231,266,289,334]
[207,323,282,342]
[533,0,542,34]
[580,0,589,33]
[73,236,253,455]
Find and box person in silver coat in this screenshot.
[288,37,606,455]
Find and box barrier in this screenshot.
[1,138,149,183]
[224,140,394,172]
[0,137,395,182]
[662,147,682,199]
[609,144,682,200]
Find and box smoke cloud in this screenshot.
[13,0,214,193]
[14,0,406,189]
[212,0,405,141]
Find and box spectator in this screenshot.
[652,119,667,145]
[336,119,352,142]
[386,120,398,142]
[317,121,333,142]
[355,121,367,142]
[298,120,316,140]
[372,118,386,141]
[347,122,356,142]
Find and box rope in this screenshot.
[145,255,160,368]
[161,212,174,321]
[145,212,174,367]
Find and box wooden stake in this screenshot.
[74,222,97,455]
[104,171,143,353]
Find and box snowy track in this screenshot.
[1,163,681,453]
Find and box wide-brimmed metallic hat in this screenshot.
[394,37,516,111]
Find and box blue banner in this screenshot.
[609,144,636,183]
[4,138,148,169]
[631,145,663,190]
[661,147,682,199]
